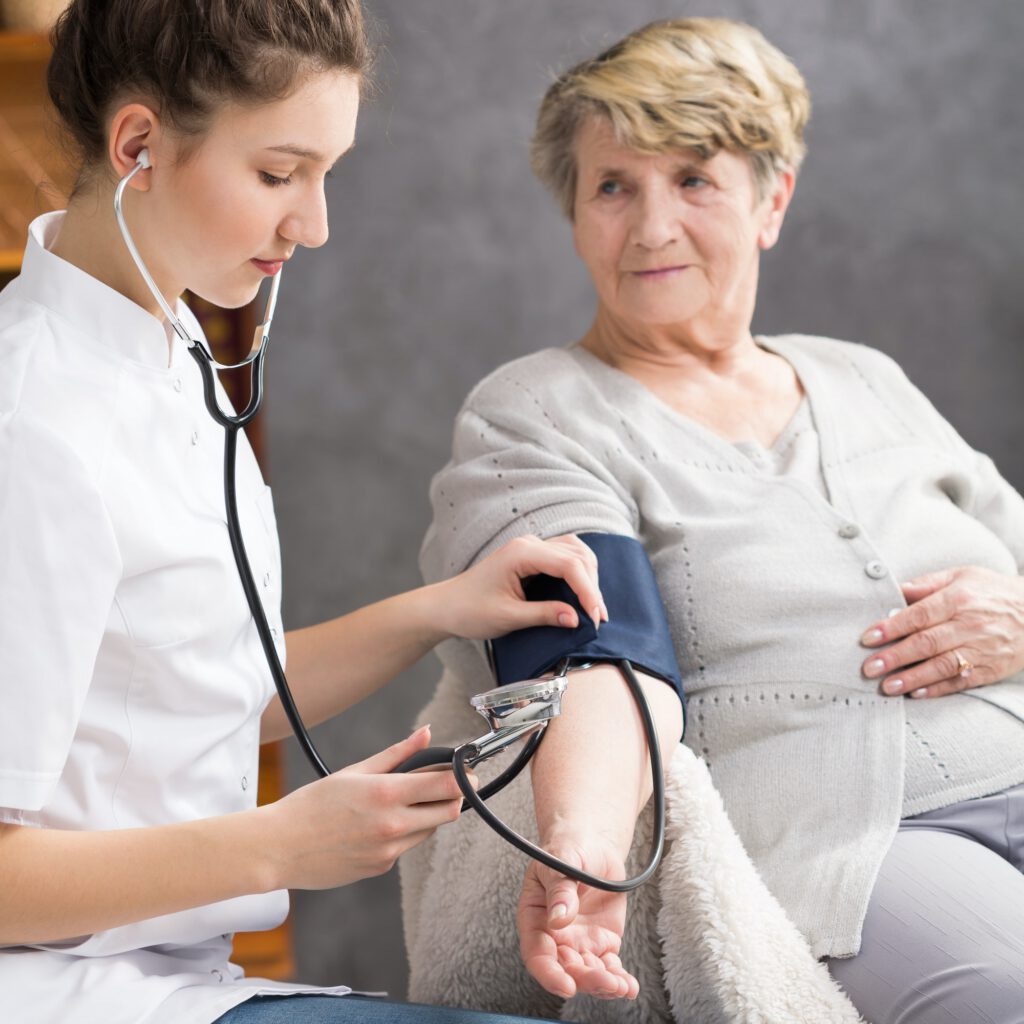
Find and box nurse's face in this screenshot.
[145,69,360,309]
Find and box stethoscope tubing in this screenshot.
[116,156,667,892]
[211,368,666,890]
[219,410,332,779]
[453,660,665,893]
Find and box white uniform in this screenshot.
[0,213,351,1023]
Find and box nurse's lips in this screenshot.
[251,257,287,276]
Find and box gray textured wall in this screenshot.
[263,0,1024,999]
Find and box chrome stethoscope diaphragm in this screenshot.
[395,662,666,894]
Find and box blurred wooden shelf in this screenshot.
[0,29,71,267]
[0,32,51,58]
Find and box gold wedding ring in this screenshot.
[953,649,974,678]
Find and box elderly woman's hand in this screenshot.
[517,837,639,1001]
[860,566,1024,698]
[432,533,608,642]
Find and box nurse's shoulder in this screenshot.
[0,262,124,489]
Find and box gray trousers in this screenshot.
[828,782,1024,1024]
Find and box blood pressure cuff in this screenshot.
[490,533,684,705]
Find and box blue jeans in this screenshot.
[213,995,563,1023]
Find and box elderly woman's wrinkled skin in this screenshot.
[515,113,1024,1006]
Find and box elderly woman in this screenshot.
[400,17,1024,1024]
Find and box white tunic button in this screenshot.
[241,776,248,791]
[190,430,199,446]
[173,378,183,393]
[838,523,860,539]
[263,571,271,588]
[864,560,888,580]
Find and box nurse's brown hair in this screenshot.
[47,0,370,175]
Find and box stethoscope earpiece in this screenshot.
[112,152,280,380]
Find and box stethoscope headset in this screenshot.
[114,149,666,893]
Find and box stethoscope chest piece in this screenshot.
[394,673,566,774]
[470,676,566,733]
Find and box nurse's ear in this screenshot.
[108,102,162,189]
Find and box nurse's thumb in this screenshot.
[355,725,432,774]
[545,877,580,930]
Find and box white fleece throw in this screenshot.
[401,739,864,1023]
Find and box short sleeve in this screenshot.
[0,413,121,811]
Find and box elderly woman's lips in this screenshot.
[629,265,690,278]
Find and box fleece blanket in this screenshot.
[401,728,864,1023]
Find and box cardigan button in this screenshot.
[838,523,860,539]
[864,560,888,580]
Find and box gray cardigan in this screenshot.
[419,334,1024,957]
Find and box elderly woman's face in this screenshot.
[572,116,790,333]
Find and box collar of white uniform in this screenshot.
[19,211,203,371]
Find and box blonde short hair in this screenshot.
[530,17,810,218]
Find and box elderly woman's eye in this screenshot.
[598,180,623,195]
[681,175,707,188]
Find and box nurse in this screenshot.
[0,2,603,1022]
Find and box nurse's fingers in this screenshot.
[347,737,479,805]
[390,767,477,807]
[547,534,601,590]
[505,537,607,629]
[350,724,433,775]
[392,797,465,837]
[385,823,450,861]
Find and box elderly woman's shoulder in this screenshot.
[459,345,593,418]
[775,333,911,384]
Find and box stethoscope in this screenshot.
[113,151,665,893]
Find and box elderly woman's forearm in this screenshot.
[530,665,683,854]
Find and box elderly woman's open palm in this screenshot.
[517,841,638,1001]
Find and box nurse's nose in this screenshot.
[280,183,330,250]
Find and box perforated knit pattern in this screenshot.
[420,334,1024,957]
[733,397,1024,816]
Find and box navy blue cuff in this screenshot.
[489,534,684,704]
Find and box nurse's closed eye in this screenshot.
[260,171,293,187]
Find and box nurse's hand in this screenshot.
[434,534,608,640]
[518,838,638,1001]
[262,725,470,890]
[860,565,1024,699]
